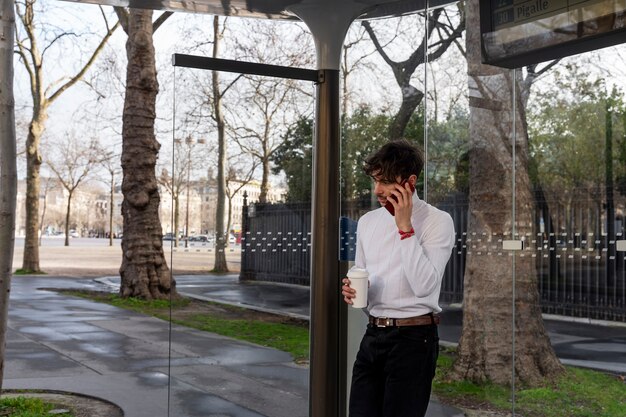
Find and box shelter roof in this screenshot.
[61,0,453,20]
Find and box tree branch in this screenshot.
[221,73,243,98]
[49,20,121,103]
[361,21,396,69]
[41,32,78,59]
[426,15,465,63]
[14,38,36,99]
[152,11,173,33]
[16,1,42,93]
[113,7,129,34]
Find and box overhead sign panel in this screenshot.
[481,0,626,68]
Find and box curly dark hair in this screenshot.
[363,139,424,183]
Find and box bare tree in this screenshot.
[363,6,465,140]
[225,157,259,238]
[158,167,183,248]
[38,175,51,244]
[97,148,121,246]
[209,16,229,272]
[158,137,206,247]
[0,0,17,392]
[114,8,174,299]
[14,0,120,272]
[44,134,99,246]
[225,20,313,204]
[231,75,302,203]
[450,0,564,385]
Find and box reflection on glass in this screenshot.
[484,0,626,62]
[167,17,314,417]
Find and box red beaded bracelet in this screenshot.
[398,227,415,240]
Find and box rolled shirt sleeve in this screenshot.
[398,212,455,298]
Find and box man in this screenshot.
[341,139,455,417]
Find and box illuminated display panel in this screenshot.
[481,0,626,67]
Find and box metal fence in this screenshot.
[240,193,626,321]
[240,201,312,286]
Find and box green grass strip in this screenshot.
[14,269,47,275]
[170,314,309,361]
[0,396,73,417]
[434,350,626,417]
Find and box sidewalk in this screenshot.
[4,275,464,417]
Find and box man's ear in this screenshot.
[408,174,418,187]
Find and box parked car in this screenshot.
[163,233,175,241]
[69,230,80,238]
[188,235,209,242]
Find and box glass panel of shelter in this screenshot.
[342,7,626,417]
[516,44,626,412]
[339,5,517,416]
[168,53,315,416]
[426,3,519,414]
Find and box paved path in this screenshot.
[5,276,464,417]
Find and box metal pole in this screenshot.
[309,69,344,417]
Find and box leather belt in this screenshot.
[368,314,439,327]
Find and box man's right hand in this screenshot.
[342,278,355,305]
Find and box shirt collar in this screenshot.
[412,191,425,211]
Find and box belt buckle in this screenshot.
[376,317,392,327]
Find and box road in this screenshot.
[11,237,242,277]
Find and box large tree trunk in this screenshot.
[22,112,46,271]
[0,0,17,392]
[212,15,228,272]
[389,86,424,141]
[119,9,173,299]
[451,0,564,386]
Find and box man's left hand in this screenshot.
[388,182,413,232]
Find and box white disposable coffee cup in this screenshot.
[347,267,369,308]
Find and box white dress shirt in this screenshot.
[355,192,455,318]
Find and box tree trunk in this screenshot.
[605,100,615,287]
[451,0,564,386]
[259,155,270,204]
[389,86,424,141]
[227,192,233,245]
[119,9,174,299]
[39,179,48,246]
[64,191,72,246]
[174,195,179,247]
[0,0,17,392]
[109,171,114,246]
[212,15,228,272]
[22,111,46,272]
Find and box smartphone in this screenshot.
[384,180,415,216]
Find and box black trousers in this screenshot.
[348,323,439,417]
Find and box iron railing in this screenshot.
[240,192,626,321]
